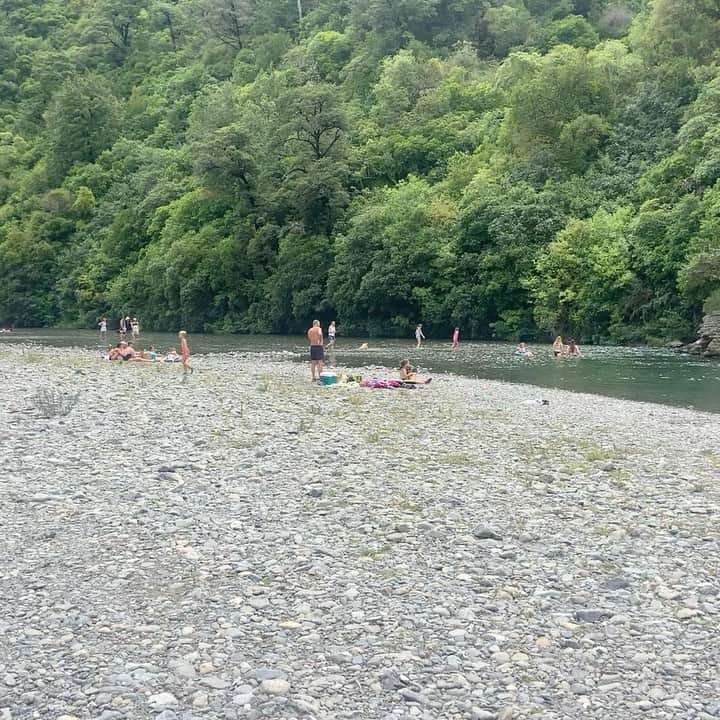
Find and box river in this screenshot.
[2,328,719,413]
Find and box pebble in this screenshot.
[278,620,301,629]
[399,688,425,703]
[261,679,291,695]
[253,668,287,681]
[148,693,178,710]
[233,693,254,706]
[169,659,195,678]
[574,609,611,623]
[1,345,718,720]
[200,676,230,689]
[471,711,496,720]
[473,525,502,540]
[192,691,209,708]
[677,608,700,620]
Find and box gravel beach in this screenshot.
[1,345,718,720]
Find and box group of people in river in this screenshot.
[552,335,583,358]
[415,324,462,351]
[98,316,140,342]
[417,325,584,359]
[306,320,585,384]
[513,336,582,358]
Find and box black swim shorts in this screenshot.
[310,345,324,361]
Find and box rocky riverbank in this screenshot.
[1,345,718,720]
[677,312,720,357]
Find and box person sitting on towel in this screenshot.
[399,359,431,384]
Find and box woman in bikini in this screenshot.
[115,342,136,361]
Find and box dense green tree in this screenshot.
[678,184,720,312]
[503,45,612,154]
[272,82,350,232]
[533,14,599,51]
[0,227,59,325]
[636,0,720,66]
[350,0,440,51]
[305,31,352,82]
[477,3,532,58]
[530,208,635,338]
[268,229,334,330]
[0,0,718,345]
[597,3,635,38]
[328,177,455,335]
[44,76,120,184]
[199,0,255,50]
[450,178,567,338]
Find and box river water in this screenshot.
[2,328,719,413]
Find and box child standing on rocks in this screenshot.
[179,330,192,374]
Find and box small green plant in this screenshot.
[358,544,390,560]
[702,451,720,468]
[346,394,364,408]
[365,422,394,444]
[21,350,44,364]
[380,568,399,580]
[31,387,80,418]
[229,437,257,449]
[394,494,420,512]
[290,417,312,434]
[445,453,473,466]
[582,444,622,462]
[609,473,628,489]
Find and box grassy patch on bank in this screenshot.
[583,446,623,462]
[393,493,421,512]
[358,544,392,561]
[444,453,475,466]
[702,450,720,468]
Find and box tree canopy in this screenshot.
[0,0,718,342]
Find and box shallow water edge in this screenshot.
[2,329,719,413]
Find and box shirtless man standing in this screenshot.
[307,319,324,381]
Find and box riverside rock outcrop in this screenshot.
[679,312,720,356]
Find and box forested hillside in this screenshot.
[1,0,719,341]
